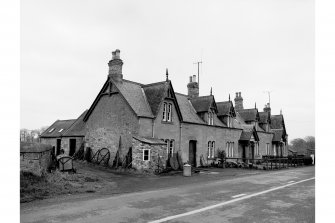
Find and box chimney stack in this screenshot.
[187,75,199,99]
[234,92,243,111]
[263,102,271,114]
[108,49,123,82]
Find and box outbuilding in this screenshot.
[20,142,53,176]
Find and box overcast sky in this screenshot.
[21,0,314,141]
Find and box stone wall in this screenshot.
[85,93,140,165]
[139,117,153,137]
[41,137,84,156]
[132,138,167,173]
[153,98,181,154]
[180,123,242,166]
[257,131,273,157]
[20,150,52,176]
[61,137,84,155]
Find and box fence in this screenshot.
[223,156,306,170]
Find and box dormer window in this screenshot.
[227,115,232,128]
[208,111,214,125]
[167,104,172,121]
[163,102,172,122]
[48,128,55,133]
[163,103,167,121]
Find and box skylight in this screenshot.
[58,129,64,132]
[48,128,55,133]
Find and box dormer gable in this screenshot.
[143,80,183,122]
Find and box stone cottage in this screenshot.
[40,49,288,171]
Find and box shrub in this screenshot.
[303,157,313,165]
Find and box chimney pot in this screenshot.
[187,75,199,98]
[108,49,123,82]
[115,49,120,59]
[234,91,244,111]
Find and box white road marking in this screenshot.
[148,177,315,223]
[231,193,246,198]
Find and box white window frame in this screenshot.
[208,141,211,158]
[208,111,214,125]
[165,139,170,155]
[167,103,172,122]
[162,103,167,121]
[226,142,230,157]
[143,149,150,161]
[169,139,174,155]
[230,142,234,158]
[226,142,234,158]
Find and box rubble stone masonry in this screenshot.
[85,93,139,165]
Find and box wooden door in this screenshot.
[189,140,197,167]
[242,145,246,162]
[56,139,61,155]
[69,139,76,156]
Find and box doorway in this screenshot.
[250,142,255,160]
[69,139,76,156]
[242,144,246,162]
[56,139,61,155]
[189,140,197,167]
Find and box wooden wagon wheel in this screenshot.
[169,154,179,170]
[97,148,110,166]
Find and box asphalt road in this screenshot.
[21,166,315,223]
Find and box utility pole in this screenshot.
[193,61,202,86]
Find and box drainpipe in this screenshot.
[152,119,155,138]
[179,122,182,153]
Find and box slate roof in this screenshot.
[133,135,166,145]
[259,111,270,124]
[62,110,88,137]
[114,79,154,118]
[270,115,284,129]
[272,129,284,142]
[217,101,234,116]
[190,95,217,113]
[142,81,169,116]
[237,109,259,122]
[40,119,76,138]
[175,93,206,124]
[239,124,259,141]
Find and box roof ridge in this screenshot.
[193,95,212,99]
[175,92,188,96]
[239,108,257,111]
[122,79,144,86]
[142,81,167,87]
[57,119,77,122]
[216,101,230,104]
